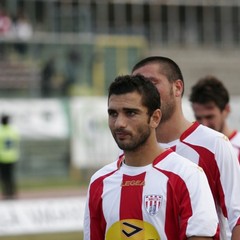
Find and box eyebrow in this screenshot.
[108,107,141,113]
[195,114,215,119]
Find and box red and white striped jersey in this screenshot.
[84,149,219,240]
[160,122,240,240]
[229,130,240,163]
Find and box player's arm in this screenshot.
[181,165,219,239]
[83,191,91,240]
[232,225,240,240]
[83,181,106,240]
[215,136,240,236]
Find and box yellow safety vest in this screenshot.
[0,125,20,163]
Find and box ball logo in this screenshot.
[106,219,160,240]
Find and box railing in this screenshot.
[0,33,146,97]
[2,0,240,48]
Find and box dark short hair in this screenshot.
[108,74,160,116]
[132,56,184,95]
[189,75,229,111]
[1,114,9,125]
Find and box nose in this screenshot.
[114,114,127,129]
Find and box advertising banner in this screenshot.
[70,97,120,168]
[0,99,69,140]
[0,197,85,236]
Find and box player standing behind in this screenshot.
[132,56,240,240]
[189,75,240,163]
[84,74,219,240]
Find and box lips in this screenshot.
[115,131,129,139]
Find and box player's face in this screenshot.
[108,91,151,151]
[191,102,227,132]
[132,63,176,123]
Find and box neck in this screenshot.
[221,124,235,139]
[156,110,192,143]
[124,138,164,167]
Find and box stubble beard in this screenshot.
[114,126,151,151]
[160,87,176,124]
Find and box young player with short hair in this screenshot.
[84,74,219,240]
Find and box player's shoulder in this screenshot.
[189,123,229,145]
[230,131,240,147]
[231,130,240,140]
[196,124,223,138]
[155,150,203,177]
[90,160,119,183]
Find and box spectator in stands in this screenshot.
[0,8,12,36]
[189,75,240,162]
[0,8,12,57]
[12,9,33,56]
[0,114,20,199]
[61,50,81,96]
[41,57,56,97]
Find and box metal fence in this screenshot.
[1,0,240,48]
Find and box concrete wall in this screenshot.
[149,47,240,97]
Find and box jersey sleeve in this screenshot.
[83,189,90,240]
[159,152,219,238]
[214,135,240,231]
[83,162,119,240]
[184,165,219,238]
[83,178,106,240]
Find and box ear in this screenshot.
[174,79,184,97]
[223,103,231,117]
[150,109,162,128]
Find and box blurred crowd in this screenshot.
[0,8,33,40]
[0,7,33,58]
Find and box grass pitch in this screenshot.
[0,231,83,240]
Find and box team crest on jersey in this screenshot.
[144,195,162,216]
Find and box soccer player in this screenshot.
[84,74,219,240]
[189,75,240,162]
[132,57,240,240]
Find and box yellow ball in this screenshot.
[106,219,161,240]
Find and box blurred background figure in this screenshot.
[61,50,81,96]
[189,76,240,162]
[41,57,56,97]
[12,9,33,56]
[0,8,12,36]
[0,114,20,199]
[0,8,12,58]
